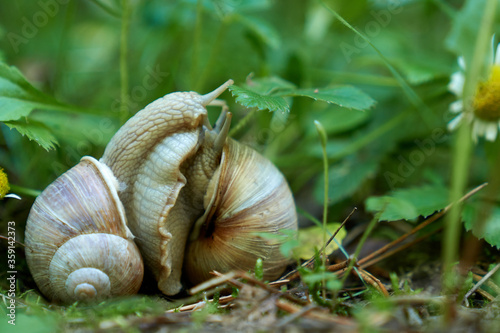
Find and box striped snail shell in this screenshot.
[184,137,297,285]
[25,157,144,303]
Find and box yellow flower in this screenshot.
[0,168,10,199]
[448,38,500,142]
[0,167,20,200]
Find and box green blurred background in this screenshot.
[1,0,499,298]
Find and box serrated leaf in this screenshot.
[283,86,376,111]
[366,196,418,222]
[0,62,64,122]
[4,120,58,151]
[365,185,450,222]
[229,84,290,112]
[245,76,296,95]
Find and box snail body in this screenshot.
[26,80,298,303]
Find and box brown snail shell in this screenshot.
[25,157,144,303]
[184,138,297,285]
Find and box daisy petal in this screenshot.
[485,122,498,141]
[458,56,466,70]
[4,193,21,200]
[495,43,500,65]
[448,72,465,96]
[447,113,463,132]
[472,119,486,143]
[490,35,496,64]
[449,100,463,113]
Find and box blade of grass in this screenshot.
[314,120,329,265]
[119,0,131,124]
[443,0,497,320]
[314,120,328,299]
[444,0,497,287]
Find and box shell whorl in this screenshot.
[25,157,144,303]
[184,138,298,285]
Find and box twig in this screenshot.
[327,260,350,272]
[0,235,27,247]
[359,228,441,269]
[166,295,234,313]
[189,271,239,295]
[212,271,308,306]
[356,269,389,297]
[268,279,290,287]
[463,263,500,306]
[275,299,354,325]
[275,303,317,327]
[472,273,500,295]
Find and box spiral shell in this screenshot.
[184,138,297,284]
[25,157,144,303]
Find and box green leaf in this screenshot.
[0,62,64,121]
[243,76,296,95]
[4,120,58,151]
[463,202,500,249]
[365,185,450,222]
[283,86,376,111]
[366,196,417,222]
[292,222,346,260]
[229,84,290,112]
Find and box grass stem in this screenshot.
[119,0,131,124]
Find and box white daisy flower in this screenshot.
[447,38,500,142]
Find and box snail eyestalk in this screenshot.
[200,79,234,106]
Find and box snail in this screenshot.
[25,80,298,303]
[24,156,144,303]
